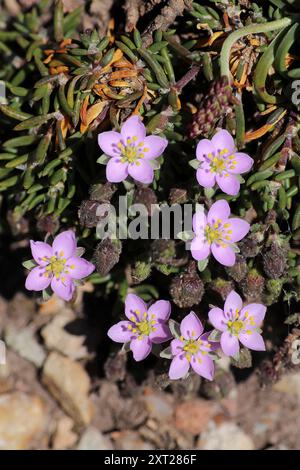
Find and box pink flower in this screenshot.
[98,115,168,184]
[25,230,95,301]
[208,290,266,357]
[169,312,217,381]
[195,129,253,195]
[191,199,250,267]
[107,294,172,361]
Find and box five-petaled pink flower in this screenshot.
[98,115,168,184]
[195,129,253,195]
[191,199,250,267]
[107,293,172,361]
[169,312,218,381]
[208,290,266,357]
[25,230,95,301]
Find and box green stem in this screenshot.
[220,17,292,79]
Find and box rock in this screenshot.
[0,392,46,449]
[38,296,65,316]
[273,372,300,403]
[0,296,8,334]
[142,388,174,422]
[41,310,88,360]
[52,416,78,450]
[7,293,36,329]
[5,325,46,367]
[77,427,113,450]
[197,422,255,450]
[174,399,218,436]
[111,430,154,450]
[42,352,93,426]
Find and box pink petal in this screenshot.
[98,131,122,157]
[207,200,230,225]
[25,266,51,291]
[130,336,152,361]
[180,312,203,340]
[171,338,184,355]
[51,275,75,301]
[169,354,190,380]
[211,242,236,267]
[128,159,154,184]
[239,331,266,351]
[106,157,128,183]
[191,354,214,381]
[52,230,76,259]
[192,208,207,233]
[121,116,146,143]
[148,300,171,321]
[240,303,266,326]
[141,135,168,159]
[191,236,211,261]
[208,307,227,332]
[107,321,133,343]
[66,257,95,279]
[125,293,147,320]
[226,218,250,242]
[212,129,235,153]
[196,138,215,161]
[216,173,240,196]
[196,164,216,188]
[220,331,240,357]
[228,153,253,174]
[224,290,243,315]
[149,324,172,344]
[30,240,53,266]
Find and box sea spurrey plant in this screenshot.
[193,129,253,195]
[108,293,172,361]
[191,200,250,267]
[98,116,168,184]
[168,312,218,381]
[25,230,95,301]
[208,290,266,357]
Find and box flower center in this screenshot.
[227,319,244,336]
[183,340,201,356]
[207,149,237,175]
[46,256,66,278]
[117,137,150,165]
[205,220,233,246]
[128,311,157,339]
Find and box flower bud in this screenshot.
[188,76,238,138]
[94,238,122,276]
[209,277,235,301]
[79,200,102,228]
[128,260,152,285]
[133,186,157,216]
[225,254,248,282]
[263,243,287,279]
[170,262,204,308]
[241,269,265,302]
